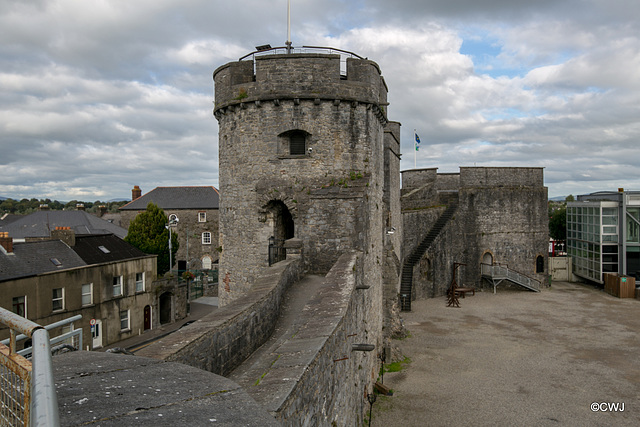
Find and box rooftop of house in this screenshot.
[0,233,153,283]
[120,186,220,211]
[0,239,86,281]
[0,210,128,239]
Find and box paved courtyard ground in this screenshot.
[372,281,640,426]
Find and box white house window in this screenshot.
[202,232,212,245]
[120,310,130,331]
[12,296,26,317]
[198,212,206,222]
[135,272,145,293]
[82,283,93,306]
[52,288,65,311]
[202,256,212,270]
[113,276,123,297]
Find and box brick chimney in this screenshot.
[0,232,13,253]
[51,226,76,247]
[132,185,142,201]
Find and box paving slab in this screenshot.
[54,351,279,426]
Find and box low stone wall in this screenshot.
[138,252,379,426]
[272,251,377,426]
[137,255,304,376]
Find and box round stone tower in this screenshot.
[214,48,393,305]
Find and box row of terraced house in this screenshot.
[0,186,219,350]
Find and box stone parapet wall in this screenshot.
[214,54,387,112]
[401,168,438,192]
[460,167,544,188]
[270,252,380,426]
[137,255,304,376]
[137,252,382,425]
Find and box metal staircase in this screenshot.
[399,199,458,311]
[481,263,541,293]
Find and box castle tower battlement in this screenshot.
[213,53,388,121]
[214,50,397,306]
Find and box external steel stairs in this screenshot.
[481,263,541,293]
[399,199,458,311]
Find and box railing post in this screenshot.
[30,329,60,427]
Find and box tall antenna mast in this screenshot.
[286,0,292,53]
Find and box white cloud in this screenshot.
[0,0,639,200]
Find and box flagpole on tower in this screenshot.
[414,129,420,169]
[286,0,292,54]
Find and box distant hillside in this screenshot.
[549,196,568,202]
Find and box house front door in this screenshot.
[92,319,103,349]
[144,305,151,330]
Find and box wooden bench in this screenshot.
[455,287,475,298]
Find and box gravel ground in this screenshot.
[371,281,640,427]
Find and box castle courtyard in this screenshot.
[373,282,640,426]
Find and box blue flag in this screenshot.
[415,133,420,144]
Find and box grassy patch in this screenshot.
[383,356,411,373]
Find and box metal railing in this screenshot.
[2,315,83,358]
[0,307,60,427]
[481,263,541,293]
[238,45,365,78]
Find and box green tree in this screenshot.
[124,202,178,276]
[565,194,575,202]
[549,206,567,241]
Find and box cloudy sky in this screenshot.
[1,0,638,201]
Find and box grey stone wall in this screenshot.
[402,167,549,298]
[137,256,304,376]
[273,252,381,426]
[214,53,388,307]
[137,252,383,426]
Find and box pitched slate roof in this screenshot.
[0,240,87,282]
[0,234,154,283]
[72,234,149,265]
[119,186,220,211]
[0,211,128,239]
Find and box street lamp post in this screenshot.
[165,217,178,274]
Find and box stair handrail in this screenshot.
[481,262,541,291]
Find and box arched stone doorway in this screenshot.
[159,292,172,325]
[482,251,494,266]
[265,200,294,265]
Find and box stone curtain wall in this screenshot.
[214,53,388,306]
[402,167,549,297]
[137,252,382,425]
[274,252,381,426]
[137,255,304,375]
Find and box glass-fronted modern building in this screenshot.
[567,190,640,283]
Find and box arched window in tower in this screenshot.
[289,131,306,155]
[278,129,309,156]
[536,255,544,273]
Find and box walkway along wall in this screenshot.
[137,256,304,375]
[137,252,381,425]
